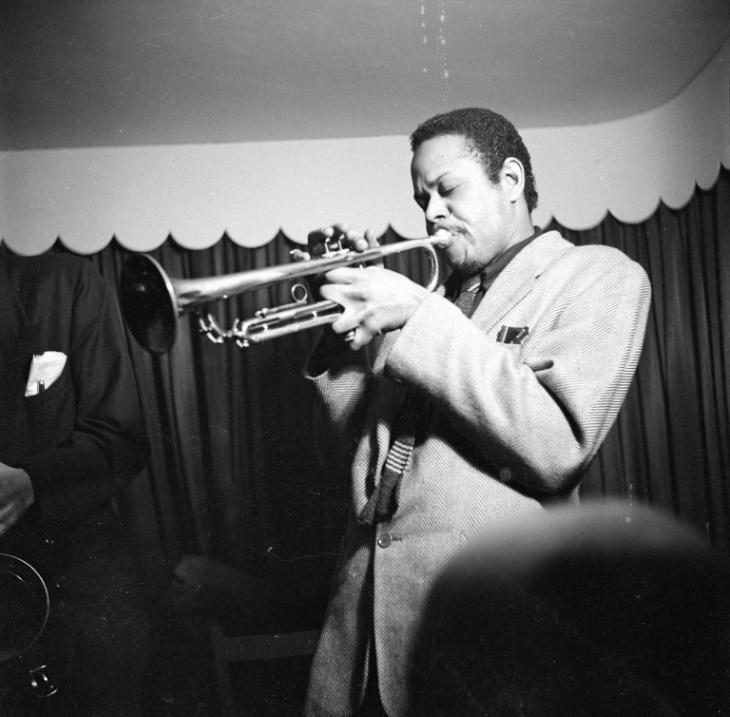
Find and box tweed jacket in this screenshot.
[303,230,651,717]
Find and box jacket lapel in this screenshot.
[472,231,572,334]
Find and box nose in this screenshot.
[423,195,448,224]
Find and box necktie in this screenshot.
[357,396,418,525]
[453,284,481,317]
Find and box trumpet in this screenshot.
[120,237,441,353]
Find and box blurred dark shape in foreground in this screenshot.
[409,500,730,717]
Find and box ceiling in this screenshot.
[1,0,728,151]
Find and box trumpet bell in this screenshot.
[120,254,179,354]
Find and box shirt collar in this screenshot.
[446,226,544,300]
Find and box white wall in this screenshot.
[1,42,728,256]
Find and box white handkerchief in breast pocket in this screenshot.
[25,351,68,396]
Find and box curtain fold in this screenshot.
[553,168,730,548]
[94,234,346,611]
[89,168,729,606]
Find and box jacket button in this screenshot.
[377,533,392,548]
[499,467,512,482]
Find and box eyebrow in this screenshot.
[414,169,451,191]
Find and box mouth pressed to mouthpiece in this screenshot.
[430,227,453,248]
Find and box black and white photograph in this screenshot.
[1,1,729,715]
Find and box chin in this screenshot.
[441,238,480,275]
[441,244,465,267]
[449,256,484,278]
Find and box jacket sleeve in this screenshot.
[384,249,651,498]
[302,328,377,483]
[21,263,149,525]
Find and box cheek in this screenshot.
[440,239,470,269]
[461,197,494,231]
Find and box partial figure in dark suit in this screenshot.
[0,246,152,716]
[300,108,651,716]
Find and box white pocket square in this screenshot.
[25,351,67,396]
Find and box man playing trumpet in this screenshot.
[300,107,651,717]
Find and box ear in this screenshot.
[500,157,525,203]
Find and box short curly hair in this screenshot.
[410,107,538,212]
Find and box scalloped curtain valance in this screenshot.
[1,42,728,256]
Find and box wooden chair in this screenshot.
[210,624,319,716]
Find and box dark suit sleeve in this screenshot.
[21,261,149,525]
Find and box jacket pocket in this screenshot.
[24,367,75,452]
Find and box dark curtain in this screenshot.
[89,168,729,611]
[551,168,730,549]
[93,234,348,616]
